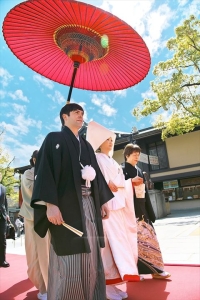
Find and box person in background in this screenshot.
[15,215,24,238]
[87,121,140,300]
[31,103,113,300]
[0,172,10,268]
[20,150,49,300]
[123,144,171,279]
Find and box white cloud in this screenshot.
[101,0,154,37]
[47,90,65,105]
[91,94,117,117]
[54,115,62,130]
[1,89,29,103]
[0,122,19,136]
[101,103,117,116]
[0,90,6,99]
[2,137,41,167]
[15,114,42,132]
[35,134,46,148]
[100,0,173,56]
[0,113,42,137]
[8,89,29,102]
[143,4,174,55]
[12,103,26,113]
[0,102,9,109]
[151,110,171,125]
[112,89,127,97]
[101,118,114,127]
[78,101,88,122]
[0,67,13,87]
[146,4,172,40]
[177,0,189,6]
[181,0,200,19]
[91,95,104,106]
[19,76,25,81]
[150,103,180,125]
[33,74,54,89]
[141,89,156,99]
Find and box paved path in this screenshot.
[154,208,200,265]
[6,208,200,264]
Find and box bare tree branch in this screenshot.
[181,82,200,88]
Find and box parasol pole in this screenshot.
[66,61,80,104]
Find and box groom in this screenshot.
[31,103,113,300]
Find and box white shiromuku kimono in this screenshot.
[96,153,139,285]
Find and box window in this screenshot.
[148,141,168,171]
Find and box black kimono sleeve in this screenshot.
[31,133,61,237]
[31,133,61,207]
[141,173,156,223]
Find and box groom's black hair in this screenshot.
[60,103,84,126]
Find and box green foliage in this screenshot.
[0,130,19,207]
[133,15,200,140]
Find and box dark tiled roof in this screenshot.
[14,165,31,174]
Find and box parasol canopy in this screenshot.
[3,0,151,102]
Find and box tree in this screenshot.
[133,15,200,140]
[0,130,19,207]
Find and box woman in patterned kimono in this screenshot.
[87,121,140,300]
[123,143,171,280]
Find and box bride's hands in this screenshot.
[108,180,118,192]
[101,203,110,219]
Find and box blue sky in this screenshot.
[0,0,199,167]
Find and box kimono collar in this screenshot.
[125,162,138,176]
[62,125,80,139]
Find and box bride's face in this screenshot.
[126,151,140,166]
[100,137,113,154]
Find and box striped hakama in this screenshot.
[47,187,106,300]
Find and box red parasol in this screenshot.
[3,0,151,103]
